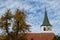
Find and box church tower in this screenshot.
[41,8,52,33]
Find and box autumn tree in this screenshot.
[0,9,31,40]
[13,9,30,40]
[0,9,13,36]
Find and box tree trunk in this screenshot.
[15,21,19,40]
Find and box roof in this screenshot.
[41,9,52,26]
[26,33,54,40]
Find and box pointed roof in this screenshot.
[41,8,52,26]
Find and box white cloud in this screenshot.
[0,0,60,35]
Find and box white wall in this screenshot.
[40,26,53,33]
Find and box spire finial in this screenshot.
[45,7,47,14]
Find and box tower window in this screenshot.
[44,27,46,31]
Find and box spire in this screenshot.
[41,8,52,26]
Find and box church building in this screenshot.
[26,9,54,40]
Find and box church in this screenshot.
[26,9,54,40]
[0,9,54,40]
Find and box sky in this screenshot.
[0,0,60,35]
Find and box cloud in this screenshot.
[0,0,60,35]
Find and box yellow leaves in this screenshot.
[17,33,27,40]
[0,9,13,34]
[14,9,26,22]
[1,16,6,21]
[0,36,6,40]
[1,10,13,21]
[13,9,31,33]
[14,13,20,22]
[0,9,30,40]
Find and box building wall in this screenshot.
[26,33,54,40]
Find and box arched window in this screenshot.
[44,27,46,31]
[31,38,33,40]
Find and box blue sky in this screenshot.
[0,0,60,35]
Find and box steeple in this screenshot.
[41,8,52,26]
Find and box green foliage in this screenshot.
[53,35,57,40]
[53,35,60,40]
